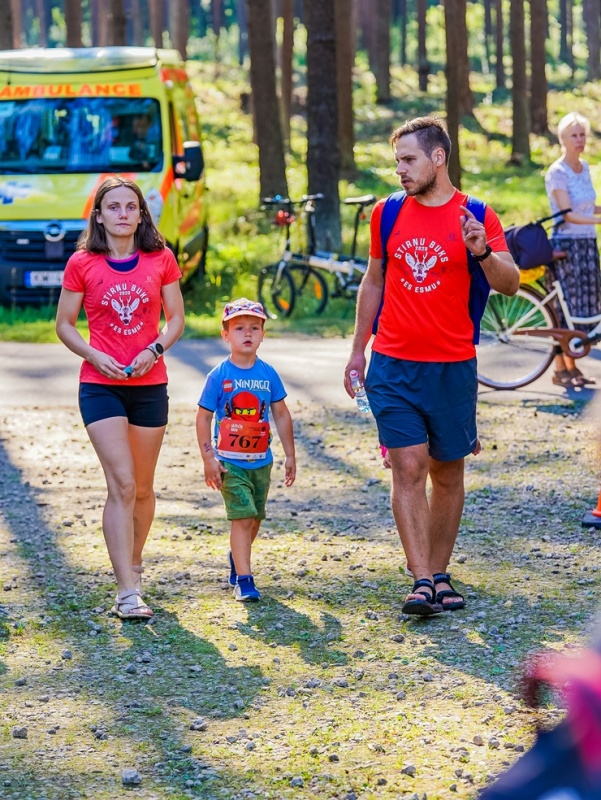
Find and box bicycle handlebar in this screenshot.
[261,193,324,207]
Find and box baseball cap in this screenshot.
[222,298,267,322]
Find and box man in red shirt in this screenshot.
[344,116,519,616]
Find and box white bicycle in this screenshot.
[477,277,601,389]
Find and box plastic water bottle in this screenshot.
[349,370,371,413]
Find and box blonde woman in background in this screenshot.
[545,111,601,387]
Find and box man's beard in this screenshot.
[405,170,438,198]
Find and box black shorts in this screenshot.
[79,383,169,428]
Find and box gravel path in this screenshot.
[1,343,601,799]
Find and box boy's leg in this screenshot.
[230,517,261,576]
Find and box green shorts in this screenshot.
[220,461,273,521]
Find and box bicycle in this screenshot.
[477,273,601,390]
[257,193,375,319]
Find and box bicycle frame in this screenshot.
[508,279,601,357]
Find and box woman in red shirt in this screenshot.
[56,176,185,620]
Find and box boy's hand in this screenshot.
[204,458,228,490]
[284,456,296,487]
[472,439,482,456]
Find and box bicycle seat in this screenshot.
[344,194,376,207]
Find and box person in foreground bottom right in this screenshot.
[480,638,601,799]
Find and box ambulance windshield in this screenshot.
[0,97,163,173]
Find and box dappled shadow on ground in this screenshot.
[0,436,263,798]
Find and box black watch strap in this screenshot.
[473,244,492,262]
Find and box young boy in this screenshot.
[196,298,296,601]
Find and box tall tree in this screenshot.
[0,0,14,49]
[303,0,341,250]
[529,0,549,134]
[107,0,127,45]
[170,0,189,58]
[417,0,428,90]
[399,0,408,66]
[10,0,21,46]
[280,0,295,146]
[444,0,463,187]
[358,0,375,65]
[236,0,248,64]
[509,0,530,163]
[559,0,573,69]
[583,0,601,80]
[374,0,391,102]
[246,0,289,200]
[65,0,83,46]
[495,0,506,88]
[484,0,493,72]
[335,0,356,173]
[149,0,164,47]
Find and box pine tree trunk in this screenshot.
[358,0,375,66]
[495,0,506,88]
[247,0,289,199]
[417,0,428,90]
[170,0,189,59]
[529,0,548,134]
[10,0,21,46]
[335,0,356,173]
[280,0,294,146]
[583,0,601,80]
[65,0,83,46]
[399,0,407,66]
[484,0,493,72]
[149,0,164,47]
[444,0,462,188]
[237,0,248,64]
[0,0,13,49]
[374,0,392,102]
[107,0,127,45]
[303,0,341,250]
[509,0,530,163]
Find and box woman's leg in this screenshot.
[128,424,166,566]
[86,417,138,593]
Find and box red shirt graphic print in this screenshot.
[62,249,181,385]
[369,190,507,362]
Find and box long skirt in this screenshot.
[547,236,601,330]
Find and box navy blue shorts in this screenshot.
[365,352,477,462]
[79,383,169,428]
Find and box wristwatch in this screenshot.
[473,244,492,262]
[145,342,164,360]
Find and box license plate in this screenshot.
[25,271,64,288]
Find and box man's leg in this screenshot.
[388,443,435,600]
[428,456,466,604]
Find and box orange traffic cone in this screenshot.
[581,486,601,528]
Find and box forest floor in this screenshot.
[1,389,601,799]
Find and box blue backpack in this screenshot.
[374,191,490,344]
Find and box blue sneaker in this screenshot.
[233,575,261,602]
[228,551,237,587]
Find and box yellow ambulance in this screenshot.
[0,46,208,305]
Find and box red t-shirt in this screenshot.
[62,249,182,385]
[369,190,508,362]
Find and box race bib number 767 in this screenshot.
[217,418,270,461]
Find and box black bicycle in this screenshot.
[258,193,375,319]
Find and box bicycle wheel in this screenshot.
[288,265,328,316]
[258,263,296,319]
[477,286,559,389]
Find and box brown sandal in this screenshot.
[552,370,575,387]
[111,590,153,620]
[569,368,596,387]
